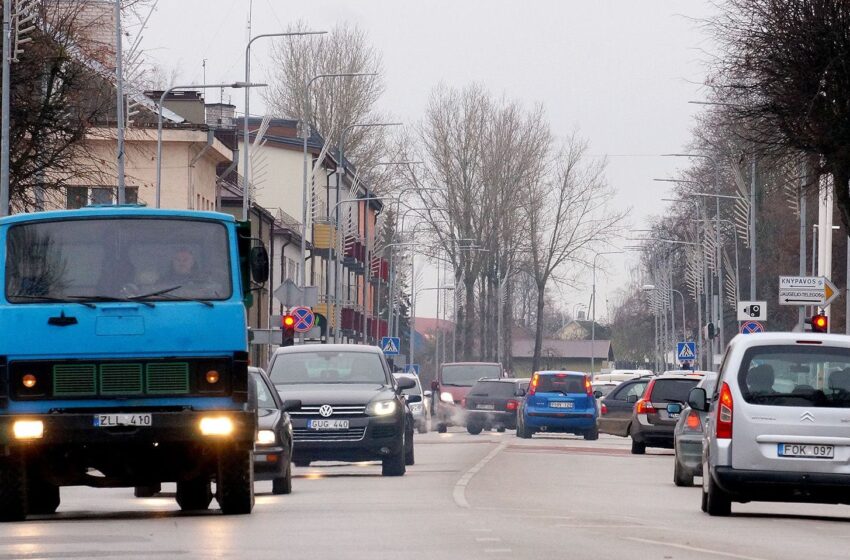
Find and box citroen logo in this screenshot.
[319,405,334,418]
[800,411,815,423]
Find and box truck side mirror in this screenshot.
[249,246,269,284]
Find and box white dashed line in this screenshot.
[626,537,770,560]
[484,549,513,554]
[453,441,507,508]
[475,537,502,542]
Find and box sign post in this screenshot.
[290,306,315,333]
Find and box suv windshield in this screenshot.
[651,378,701,403]
[737,346,850,407]
[270,351,388,385]
[469,381,518,397]
[441,364,501,386]
[6,218,231,302]
[537,375,586,394]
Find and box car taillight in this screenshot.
[716,382,733,439]
[584,376,593,396]
[684,411,702,432]
[528,373,539,396]
[506,400,518,411]
[601,403,608,415]
[636,399,657,414]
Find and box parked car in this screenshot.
[628,372,705,454]
[250,367,299,495]
[464,378,529,434]
[394,373,431,434]
[672,372,718,486]
[691,333,850,516]
[591,381,620,399]
[268,345,416,476]
[433,362,503,433]
[597,377,652,437]
[517,372,598,440]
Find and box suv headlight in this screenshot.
[440,392,454,403]
[367,400,398,416]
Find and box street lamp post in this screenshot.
[156,82,265,208]
[242,31,325,221]
[591,251,623,379]
[419,285,455,376]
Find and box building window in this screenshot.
[66,186,139,209]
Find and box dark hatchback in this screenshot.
[464,378,529,434]
[250,367,299,495]
[628,373,704,454]
[268,345,416,476]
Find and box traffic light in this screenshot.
[806,314,828,333]
[703,323,717,340]
[282,313,295,346]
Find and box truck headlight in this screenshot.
[440,392,455,404]
[367,400,397,416]
[13,420,44,440]
[199,416,234,436]
[256,429,276,445]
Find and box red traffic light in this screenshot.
[282,314,295,329]
[811,314,828,333]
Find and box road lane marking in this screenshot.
[476,537,502,542]
[484,549,513,554]
[453,441,507,508]
[626,537,770,560]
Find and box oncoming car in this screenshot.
[250,367,299,495]
[433,362,503,433]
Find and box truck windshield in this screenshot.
[270,351,388,385]
[6,218,232,303]
[441,364,501,386]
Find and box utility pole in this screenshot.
[115,0,126,203]
[1,0,12,216]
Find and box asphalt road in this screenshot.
[5,431,850,559]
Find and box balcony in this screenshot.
[369,257,389,283]
[342,236,365,273]
[367,318,388,340]
[312,220,338,258]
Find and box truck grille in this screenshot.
[100,364,143,395]
[292,427,366,442]
[146,363,190,394]
[53,364,97,397]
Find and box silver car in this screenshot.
[672,372,717,486]
[394,373,431,434]
[691,332,850,516]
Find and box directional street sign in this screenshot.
[737,301,767,322]
[740,321,765,334]
[405,364,420,375]
[290,306,315,333]
[779,276,840,307]
[381,336,401,356]
[676,342,696,362]
[273,281,319,307]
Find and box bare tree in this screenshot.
[525,134,627,372]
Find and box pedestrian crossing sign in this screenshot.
[381,336,400,356]
[676,342,696,362]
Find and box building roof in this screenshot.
[511,339,613,360]
[414,317,455,335]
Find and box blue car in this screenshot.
[517,371,599,440]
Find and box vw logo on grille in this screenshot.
[801,411,815,423]
[319,405,334,418]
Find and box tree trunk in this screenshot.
[504,275,514,373]
[532,282,546,373]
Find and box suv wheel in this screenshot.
[630,438,646,455]
[382,435,406,477]
[704,472,732,516]
[405,427,415,466]
[673,457,693,487]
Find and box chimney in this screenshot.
[206,103,237,128]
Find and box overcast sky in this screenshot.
[139,0,719,321]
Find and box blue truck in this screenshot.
[0,206,269,520]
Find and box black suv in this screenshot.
[267,344,416,476]
[464,378,529,434]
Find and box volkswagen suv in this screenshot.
[691,333,850,516]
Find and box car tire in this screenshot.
[704,472,732,516]
[584,426,599,441]
[382,435,406,477]
[630,438,646,455]
[27,478,60,515]
[0,454,27,521]
[497,426,506,433]
[405,441,415,466]
[467,423,483,435]
[134,483,161,498]
[436,423,447,434]
[272,463,292,495]
[217,448,254,515]
[673,458,694,487]
[517,417,532,439]
[176,477,213,511]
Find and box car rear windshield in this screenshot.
[649,378,700,403]
[592,384,617,397]
[469,381,517,397]
[737,345,850,407]
[441,364,501,386]
[270,351,388,385]
[536,375,586,394]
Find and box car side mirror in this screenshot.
[423,390,432,398]
[249,245,270,284]
[688,388,708,412]
[593,390,603,399]
[282,399,302,412]
[396,377,416,391]
[626,394,638,404]
[407,394,422,404]
[666,402,683,415]
[517,388,527,397]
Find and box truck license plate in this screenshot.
[94,414,152,427]
[308,419,349,430]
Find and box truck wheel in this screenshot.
[176,477,213,511]
[217,449,254,515]
[134,483,161,498]
[28,478,60,515]
[0,454,27,521]
[584,426,599,441]
[272,462,292,495]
